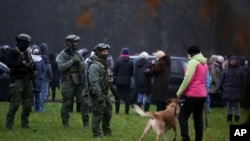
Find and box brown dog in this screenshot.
[133,98,179,141]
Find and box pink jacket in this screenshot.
[184,63,208,97]
[177,53,208,97]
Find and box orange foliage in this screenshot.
[199,0,218,23]
[236,27,249,54]
[136,10,145,23]
[144,0,160,17]
[75,10,92,28]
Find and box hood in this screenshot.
[31,45,42,62]
[31,44,40,54]
[208,55,219,66]
[39,43,48,55]
[192,53,207,64]
[228,56,239,68]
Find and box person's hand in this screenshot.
[97,95,104,104]
[71,55,80,63]
[22,60,29,67]
[151,60,155,64]
[22,61,33,69]
[31,70,38,80]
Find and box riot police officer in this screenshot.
[88,43,116,137]
[5,33,37,129]
[56,34,89,128]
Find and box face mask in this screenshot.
[17,41,30,52]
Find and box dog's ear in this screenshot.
[167,98,177,104]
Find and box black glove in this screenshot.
[71,55,80,63]
[97,95,104,104]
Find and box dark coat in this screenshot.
[149,55,171,103]
[113,56,133,86]
[39,43,52,81]
[49,53,61,88]
[134,58,152,94]
[215,56,246,101]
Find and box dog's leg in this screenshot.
[156,131,163,141]
[172,126,177,141]
[163,129,168,141]
[154,121,164,141]
[139,120,152,141]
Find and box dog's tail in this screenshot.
[133,104,157,118]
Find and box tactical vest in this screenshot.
[65,51,85,85]
[12,47,37,79]
[87,60,114,94]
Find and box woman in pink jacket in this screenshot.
[177,45,208,141]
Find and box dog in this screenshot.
[133,98,179,141]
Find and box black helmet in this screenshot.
[16,33,32,43]
[93,43,110,51]
[65,34,80,42]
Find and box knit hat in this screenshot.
[120,47,129,55]
[187,45,200,56]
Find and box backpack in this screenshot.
[84,58,93,96]
[84,58,105,96]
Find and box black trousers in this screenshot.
[178,96,206,141]
[116,84,130,114]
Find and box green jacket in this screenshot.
[88,55,112,96]
[56,48,85,83]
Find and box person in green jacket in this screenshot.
[56,34,89,128]
[88,43,116,138]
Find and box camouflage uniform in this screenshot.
[88,55,115,137]
[5,34,37,129]
[56,47,89,128]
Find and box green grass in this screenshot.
[0,97,248,141]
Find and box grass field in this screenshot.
[0,95,248,141]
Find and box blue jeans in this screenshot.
[204,94,210,113]
[137,93,151,103]
[38,82,49,112]
[34,92,41,112]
